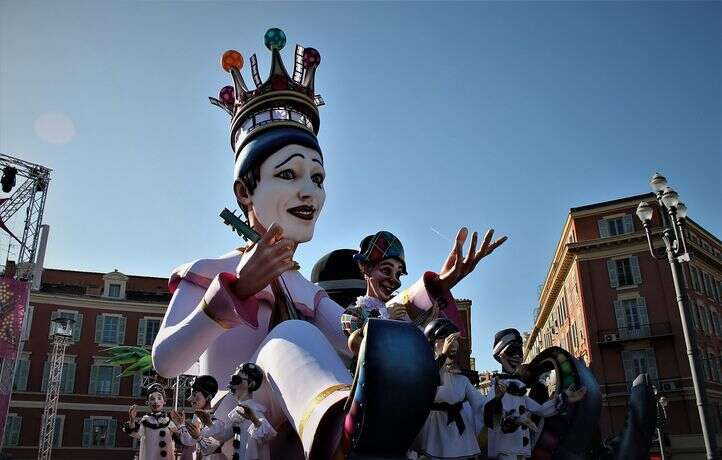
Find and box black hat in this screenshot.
[191,375,219,400]
[492,328,523,364]
[144,382,166,399]
[228,362,264,393]
[424,318,459,343]
[311,249,365,289]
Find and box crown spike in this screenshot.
[268,48,291,89]
[209,97,233,116]
[249,54,262,88]
[229,68,248,97]
[301,48,321,95]
[292,44,305,84]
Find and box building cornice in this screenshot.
[30,292,167,313]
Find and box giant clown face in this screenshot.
[241,144,326,243]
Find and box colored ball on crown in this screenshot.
[222,50,244,72]
[219,86,235,105]
[302,48,321,68]
[264,28,286,51]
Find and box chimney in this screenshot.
[31,225,50,291]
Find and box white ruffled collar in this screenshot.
[355,295,389,319]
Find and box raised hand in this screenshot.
[438,228,507,291]
[169,410,184,426]
[185,419,202,439]
[194,410,212,427]
[441,332,461,356]
[493,378,507,400]
[234,222,296,299]
[238,403,260,426]
[387,303,407,321]
[128,405,138,423]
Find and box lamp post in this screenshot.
[636,173,717,459]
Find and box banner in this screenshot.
[0,277,29,445]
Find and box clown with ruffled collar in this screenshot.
[123,383,177,460]
[342,229,507,361]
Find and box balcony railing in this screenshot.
[597,322,673,344]
[600,378,683,396]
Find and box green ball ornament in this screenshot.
[264,28,286,51]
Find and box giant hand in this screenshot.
[233,222,296,300]
[438,227,507,291]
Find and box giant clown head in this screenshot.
[210,28,326,244]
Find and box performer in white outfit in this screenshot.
[175,375,226,459]
[483,329,587,460]
[224,362,276,460]
[416,319,497,460]
[123,383,177,460]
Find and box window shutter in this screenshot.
[607,260,619,288]
[117,317,126,345]
[644,349,659,382]
[64,363,76,393]
[21,305,34,340]
[13,359,29,391]
[613,300,627,330]
[89,365,99,394]
[137,319,147,346]
[82,418,92,447]
[95,316,105,343]
[621,351,636,386]
[106,419,117,447]
[132,373,142,397]
[112,366,121,395]
[41,361,49,392]
[49,310,59,336]
[598,219,610,238]
[690,267,699,291]
[630,256,642,284]
[73,313,83,342]
[637,297,650,335]
[623,214,634,234]
[7,416,21,446]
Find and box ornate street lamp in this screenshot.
[636,173,717,459]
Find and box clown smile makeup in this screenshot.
[287,204,316,221]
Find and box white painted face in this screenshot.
[244,144,325,243]
[148,392,165,412]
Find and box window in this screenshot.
[622,349,659,388]
[95,314,126,345]
[137,318,162,347]
[41,359,76,394]
[598,215,634,238]
[49,310,83,342]
[613,298,650,339]
[52,415,64,448]
[82,417,117,448]
[13,354,30,391]
[20,305,34,341]
[690,267,701,292]
[4,414,21,446]
[703,272,714,299]
[571,322,580,349]
[713,311,721,337]
[108,283,121,298]
[89,363,120,396]
[607,256,642,288]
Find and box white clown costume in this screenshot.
[123,412,176,460]
[226,399,277,460]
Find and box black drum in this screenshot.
[347,318,438,459]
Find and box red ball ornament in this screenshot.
[302,48,321,68]
[222,50,244,72]
[219,85,235,104]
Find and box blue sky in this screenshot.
[1,1,720,371]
